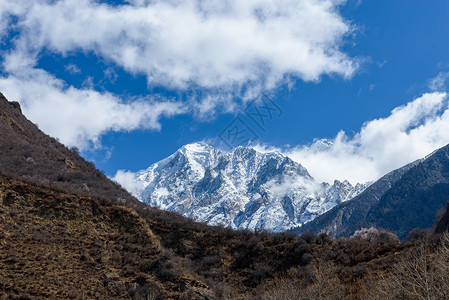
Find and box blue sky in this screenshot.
[1,0,449,184]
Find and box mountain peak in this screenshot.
[181,142,214,153]
[129,143,367,232]
[311,139,333,151]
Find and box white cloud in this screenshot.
[0,0,359,150]
[0,52,186,149]
[429,72,449,91]
[2,0,357,91]
[65,64,81,74]
[266,175,323,198]
[112,170,144,198]
[256,92,449,184]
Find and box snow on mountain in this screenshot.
[131,142,370,232]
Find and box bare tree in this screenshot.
[367,232,449,300]
[264,261,344,300]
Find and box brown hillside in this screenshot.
[0,175,216,299]
[0,174,409,299]
[0,92,139,207]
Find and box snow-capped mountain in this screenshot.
[131,142,369,232]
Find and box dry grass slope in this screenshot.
[0,176,216,299]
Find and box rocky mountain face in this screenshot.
[297,144,449,239]
[132,143,369,232]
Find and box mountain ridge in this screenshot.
[296,143,449,239]
[293,159,422,237]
